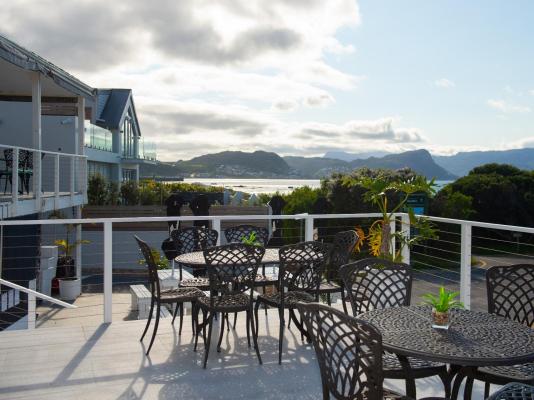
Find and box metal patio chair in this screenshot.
[171,226,218,290]
[339,258,451,398]
[466,264,534,398]
[297,302,407,400]
[487,383,534,400]
[254,241,330,364]
[317,230,359,313]
[135,236,205,355]
[194,243,264,368]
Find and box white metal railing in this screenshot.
[0,143,87,216]
[1,212,534,328]
[0,278,76,329]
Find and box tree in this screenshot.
[322,168,419,214]
[431,163,534,227]
[430,189,474,220]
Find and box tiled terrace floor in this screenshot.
[0,309,493,400]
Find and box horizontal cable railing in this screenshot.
[0,143,87,218]
[1,212,534,330]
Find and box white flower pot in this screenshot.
[59,278,81,301]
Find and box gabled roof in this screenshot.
[0,33,95,98]
[96,89,131,129]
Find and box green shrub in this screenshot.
[88,174,107,205]
[120,181,140,205]
[107,181,120,205]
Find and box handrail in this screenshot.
[0,143,87,159]
[0,213,386,226]
[1,212,534,236]
[0,278,77,309]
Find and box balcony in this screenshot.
[84,122,113,152]
[0,212,532,399]
[121,137,157,163]
[139,137,157,161]
[0,144,87,219]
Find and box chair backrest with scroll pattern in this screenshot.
[340,258,412,317]
[297,302,385,400]
[487,264,534,327]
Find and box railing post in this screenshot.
[103,221,113,323]
[305,216,314,241]
[31,73,42,206]
[81,157,88,200]
[70,157,75,197]
[460,223,472,309]
[54,154,60,207]
[11,148,19,206]
[27,279,36,330]
[401,213,410,264]
[33,150,41,205]
[212,218,221,245]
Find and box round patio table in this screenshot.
[174,247,280,266]
[359,305,534,400]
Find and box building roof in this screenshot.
[0,33,95,98]
[96,89,131,129]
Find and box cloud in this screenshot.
[138,101,269,136]
[272,100,299,112]
[0,0,359,71]
[0,0,364,115]
[487,99,531,114]
[529,89,534,96]
[434,78,455,89]
[299,118,424,143]
[305,93,335,107]
[136,99,426,160]
[506,136,534,150]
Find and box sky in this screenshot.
[1,0,534,161]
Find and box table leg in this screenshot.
[462,367,478,400]
[449,365,477,400]
[396,354,416,399]
[450,365,463,400]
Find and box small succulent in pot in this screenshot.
[422,286,464,329]
[241,232,263,247]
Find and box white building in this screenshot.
[0,33,156,220]
[0,33,156,323]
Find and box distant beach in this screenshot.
[181,178,452,194]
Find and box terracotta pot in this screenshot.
[432,308,450,329]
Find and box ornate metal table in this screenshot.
[175,247,280,266]
[359,305,534,400]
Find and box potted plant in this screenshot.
[422,286,464,329]
[54,225,90,301]
[241,232,262,247]
[138,248,170,270]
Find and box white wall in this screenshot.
[0,101,76,153]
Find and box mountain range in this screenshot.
[433,148,534,176]
[139,147,534,181]
[323,150,391,161]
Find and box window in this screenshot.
[122,168,136,182]
[88,161,112,181]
